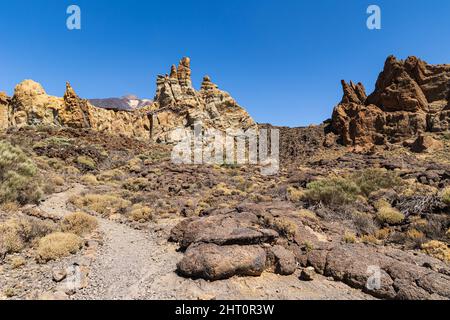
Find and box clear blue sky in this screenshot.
[1,0,449,127]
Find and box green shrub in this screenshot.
[305,177,360,205]
[76,156,96,170]
[0,141,42,204]
[351,168,403,196]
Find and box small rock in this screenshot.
[299,267,316,281]
[52,269,67,282]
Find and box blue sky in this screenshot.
[0,0,449,127]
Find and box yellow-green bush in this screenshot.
[36,232,82,262]
[375,200,405,225]
[0,141,42,204]
[305,177,360,205]
[351,168,403,196]
[76,156,96,170]
[442,187,450,206]
[61,212,98,236]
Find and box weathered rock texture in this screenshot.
[149,58,256,142]
[1,58,256,142]
[0,92,9,130]
[332,56,450,146]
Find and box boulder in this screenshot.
[170,212,279,250]
[268,245,297,275]
[411,134,444,153]
[177,243,267,280]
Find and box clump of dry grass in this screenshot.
[36,232,82,262]
[343,231,357,243]
[287,187,305,202]
[0,217,56,259]
[70,193,131,217]
[421,240,450,262]
[128,204,153,222]
[81,174,98,186]
[61,212,98,236]
[76,156,96,171]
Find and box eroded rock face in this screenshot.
[332,56,450,146]
[0,92,9,130]
[149,58,256,142]
[1,58,257,142]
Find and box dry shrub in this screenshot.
[0,141,42,204]
[360,234,379,245]
[343,231,357,243]
[0,217,56,259]
[81,174,98,186]
[421,240,450,263]
[375,200,405,225]
[374,228,391,240]
[97,169,125,182]
[272,217,298,238]
[287,186,305,202]
[36,232,82,262]
[61,212,98,236]
[128,204,153,222]
[10,256,26,269]
[70,193,131,217]
[296,209,317,220]
[122,177,149,192]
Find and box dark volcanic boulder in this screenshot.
[170,212,279,250]
[177,243,267,280]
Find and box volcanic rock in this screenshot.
[410,134,444,153]
[177,243,267,280]
[332,56,450,146]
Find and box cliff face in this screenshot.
[332,56,450,146]
[1,57,256,142]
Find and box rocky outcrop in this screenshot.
[0,92,9,130]
[149,58,256,142]
[332,56,450,147]
[0,58,256,142]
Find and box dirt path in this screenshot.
[38,185,374,300]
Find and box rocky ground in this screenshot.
[0,125,448,300]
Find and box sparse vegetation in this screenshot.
[343,231,357,243]
[0,141,42,204]
[70,193,131,217]
[36,232,83,262]
[81,174,98,186]
[128,204,153,222]
[61,212,98,236]
[441,187,450,206]
[76,156,96,170]
[305,177,360,205]
[421,240,450,262]
[375,200,405,225]
[351,168,403,197]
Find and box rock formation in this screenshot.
[0,92,9,130]
[149,58,256,142]
[332,56,450,147]
[0,58,256,142]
